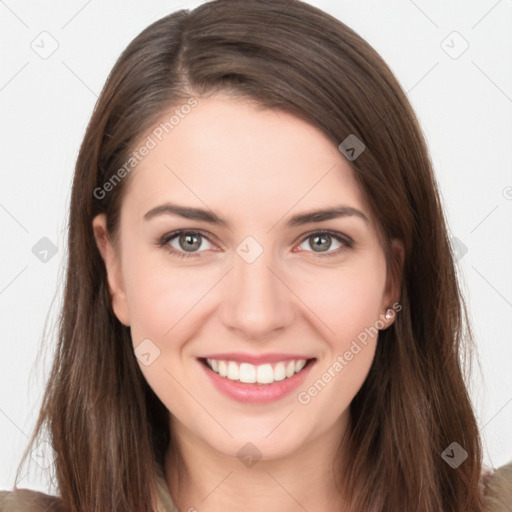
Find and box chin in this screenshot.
[204,417,311,462]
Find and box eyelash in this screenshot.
[155,229,353,260]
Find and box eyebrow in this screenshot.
[143,202,369,228]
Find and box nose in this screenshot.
[219,243,296,340]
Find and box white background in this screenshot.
[1,0,511,493]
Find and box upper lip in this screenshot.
[200,353,315,365]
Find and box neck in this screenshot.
[164,413,351,512]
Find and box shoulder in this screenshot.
[482,463,512,512]
[0,489,64,512]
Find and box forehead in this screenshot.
[121,94,371,228]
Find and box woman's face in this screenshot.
[93,94,402,461]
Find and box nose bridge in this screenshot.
[221,236,294,337]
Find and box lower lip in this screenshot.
[198,358,316,404]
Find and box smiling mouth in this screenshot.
[199,357,316,385]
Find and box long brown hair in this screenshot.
[15,1,485,510]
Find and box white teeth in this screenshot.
[295,359,306,372]
[218,360,227,377]
[274,362,286,381]
[239,363,256,383]
[227,361,239,380]
[256,363,274,384]
[205,358,309,384]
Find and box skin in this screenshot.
[93,94,404,512]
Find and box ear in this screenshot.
[92,214,131,326]
[381,238,405,327]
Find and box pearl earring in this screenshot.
[384,308,393,321]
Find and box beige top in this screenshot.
[154,465,180,512]
[0,466,179,512]
[1,463,510,511]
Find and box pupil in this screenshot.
[312,234,330,252]
[180,233,201,252]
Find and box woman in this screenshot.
[1,1,510,511]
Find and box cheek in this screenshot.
[292,256,387,344]
[296,340,377,430]
[292,258,386,406]
[123,250,219,343]
[294,294,381,422]
[121,251,213,419]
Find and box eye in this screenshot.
[157,230,215,259]
[295,230,353,257]
[156,229,353,259]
